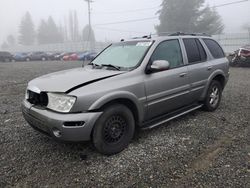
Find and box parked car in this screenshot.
[22,33,229,155]
[62,52,74,61]
[0,51,13,62]
[13,52,30,62]
[47,52,61,61]
[78,51,97,61]
[28,51,49,61]
[66,52,82,61]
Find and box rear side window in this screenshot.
[183,38,207,64]
[203,39,225,59]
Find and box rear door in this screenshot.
[144,39,190,120]
[182,38,210,103]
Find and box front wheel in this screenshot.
[92,104,135,155]
[203,80,222,112]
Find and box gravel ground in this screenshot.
[0,61,249,187]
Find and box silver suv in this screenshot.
[22,33,229,155]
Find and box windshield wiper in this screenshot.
[101,64,121,71]
[88,62,101,68]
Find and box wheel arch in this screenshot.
[88,91,144,125]
[200,70,226,100]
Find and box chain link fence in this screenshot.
[213,33,250,53]
[2,33,250,54]
[3,41,111,53]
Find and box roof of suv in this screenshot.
[122,33,212,42]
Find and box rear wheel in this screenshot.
[41,57,46,61]
[26,58,30,62]
[92,104,135,155]
[203,80,222,112]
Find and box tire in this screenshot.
[26,58,30,62]
[92,104,135,155]
[203,80,222,112]
[41,57,46,61]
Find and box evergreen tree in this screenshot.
[69,11,74,41]
[82,25,95,42]
[37,17,64,44]
[37,19,48,44]
[18,12,36,45]
[46,16,64,43]
[156,0,224,35]
[1,42,9,49]
[73,10,80,41]
[7,35,16,46]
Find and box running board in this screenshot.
[141,104,203,130]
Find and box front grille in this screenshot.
[27,90,48,106]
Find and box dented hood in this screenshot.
[28,66,124,93]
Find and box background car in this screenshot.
[67,52,81,61]
[78,51,97,61]
[13,52,30,62]
[28,51,50,61]
[62,52,75,61]
[47,52,61,61]
[0,51,13,62]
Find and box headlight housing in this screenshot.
[47,93,76,113]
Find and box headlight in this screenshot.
[47,93,76,113]
[25,89,29,99]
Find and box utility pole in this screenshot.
[84,0,94,50]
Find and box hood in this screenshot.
[28,66,124,93]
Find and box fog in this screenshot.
[0,0,250,43]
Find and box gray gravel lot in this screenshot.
[0,61,249,187]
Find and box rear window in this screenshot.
[203,39,225,59]
[183,38,207,64]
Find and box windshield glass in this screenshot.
[92,41,153,69]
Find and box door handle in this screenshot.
[207,66,213,71]
[179,73,187,77]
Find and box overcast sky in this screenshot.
[0,0,250,43]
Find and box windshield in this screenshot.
[91,41,153,70]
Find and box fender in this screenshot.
[200,69,226,100]
[89,91,145,123]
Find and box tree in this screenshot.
[68,10,80,41]
[82,25,95,42]
[46,16,64,43]
[156,0,224,35]
[37,19,49,44]
[37,17,64,44]
[1,42,9,49]
[18,12,36,45]
[7,35,16,46]
[242,23,250,34]
[73,10,80,41]
[69,11,74,41]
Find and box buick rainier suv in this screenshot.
[22,33,229,155]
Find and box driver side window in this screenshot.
[151,39,183,69]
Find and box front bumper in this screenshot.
[21,100,102,142]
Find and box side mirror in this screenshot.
[147,60,170,74]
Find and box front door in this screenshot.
[144,39,190,120]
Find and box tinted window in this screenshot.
[183,38,207,64]
[196,39,207,61]
[151,40,183,69]
[203,39,225,59]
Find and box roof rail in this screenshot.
[131,34,152,40]
[168,32,211,37]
